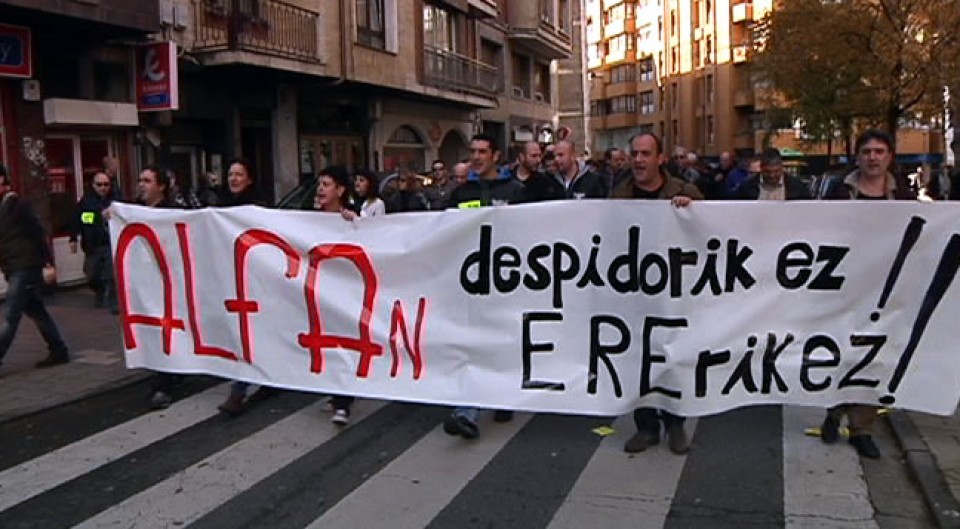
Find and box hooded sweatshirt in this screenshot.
[446,166,525,208]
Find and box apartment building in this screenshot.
[586,0,946,168]
[587,0,772,158]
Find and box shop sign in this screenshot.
[0,23,33,79]
[135,41,179,112]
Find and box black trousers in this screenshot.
[633,407,685,435]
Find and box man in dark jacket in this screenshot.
[513,140,565,203]
[443,134,523,440]
[734,148,812,200]
[818,129,914,460]
[386,167,430,213]
[611,133,702,455]
[554,140,608,199]
[0,165,69,369]
[68,172,116,312]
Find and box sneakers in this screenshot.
[666,423,690,455]
[820,414,840,444]
[849,435,881,459]
[217,391,246,416]
[624,431,659,453]
[149,390,173,410]
[443,413,479,439]
[35,355,69,369]
[493,410,514,423]
[332,408,350,426]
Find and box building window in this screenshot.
[534,63,551,102]
[640,91,655,115]
[639,58,655,82]
[707,116,715,144]
[672,119,678,145]
[481,39,504,93]
[706,74,714,103]
[693,39,701,67]
[540,0,554,24]
[671,46,679,73]
[559,0,570,31]
[671,82,678,108]
[512,52,531,98]
[357,0,385,49]
[423,4,457,52]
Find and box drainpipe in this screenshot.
[336,0,353,84]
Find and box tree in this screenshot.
[754,0,960,153]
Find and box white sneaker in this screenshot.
[332,408,349,426]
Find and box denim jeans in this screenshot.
[0,267,68,364]
[83,246,116,309]
[453,407,480,424]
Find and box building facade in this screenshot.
[586,0,946,167]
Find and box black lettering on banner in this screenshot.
[691,238,723,296]
[608,226,640,293]
[725,239,757,292]
[641,317,686,399]
[777,242,814,289]
[577,235,606,288]
[521,312,566,391]
[721,335,759,395]
[695,349,731,397]
[589,315,629,397]
[640,253,669,295]
[552,242,580,309]
[668,247,698,298]
[838,334,886,389]
[761,332,793,394]
[800,335,840,392]
[808,246,848,290]
[523,244,551,290]
[493,246,522,292]
[460,224,492,294]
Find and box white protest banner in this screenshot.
[110,201,960,417]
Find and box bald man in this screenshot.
[552,140,608,199]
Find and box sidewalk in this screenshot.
[0,287,149,423]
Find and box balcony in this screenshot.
[732,2,753,24]
[732,44,751,64]
[192,0,322,64]
[507,2,572,60]
[606,18,625,36]
[467,0,499,18]
[733,88,754,108]
[422,45,498,97]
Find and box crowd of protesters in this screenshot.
[2,127,956,463]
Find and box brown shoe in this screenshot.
[624,431,659,453]
[217,391,246,416]
[666,423,689,455]
[35,355,69,369]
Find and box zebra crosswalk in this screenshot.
[0,379,935,529]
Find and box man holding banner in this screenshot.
[611,133,703,455]
[443,133,525,439]
[819,129,915,459]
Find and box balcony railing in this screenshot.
[193,0,321,63]
[423,45,498,97]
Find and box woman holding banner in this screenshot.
[313,165,361,425]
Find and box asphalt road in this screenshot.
[0,377,936,528]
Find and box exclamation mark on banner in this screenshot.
[880,234,960,405]
[871,216,926,322]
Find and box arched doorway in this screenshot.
[383,125,426,173]
[438,129,468,167]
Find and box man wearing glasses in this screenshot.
[425,159,457,209]
[68,172,117,313]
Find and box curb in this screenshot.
[886,411,960,528]
[0,370,153,425]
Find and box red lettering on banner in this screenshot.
[298,244,383,375]
[224,229,302,364]
[176,223,238,360]
[115,223,185,354]
[389,298,428,379]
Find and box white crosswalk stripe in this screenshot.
[782,406,879,529]
[547,415,697,529]
[0,397,933,529]
[0,384,224,511]
[307,413,533,529]
[75,399,387,529]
